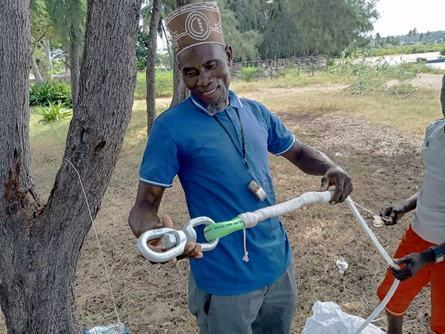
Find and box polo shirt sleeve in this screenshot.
[263,106,296,156]
[139,120,180,188]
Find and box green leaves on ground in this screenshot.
[29,80,72,107]
[33,103,72,123]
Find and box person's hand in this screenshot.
[319,165,353,204]
[391,250,433,281]
[379,204,405,226]
[146,214,203,264]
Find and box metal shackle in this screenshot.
[138,227,187,263]
[183,216,219,252]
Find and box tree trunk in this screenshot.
[146,0,162,135]
[30,54,44,85]
[161,23,173,69]
[69,20,80,109]
[169,59,188,107]
[169,0,191,108]
[0,0,141,332]
[41,39,53,78]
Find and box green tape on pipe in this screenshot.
[203,217,245,242]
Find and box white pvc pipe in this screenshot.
[239,190,333,228]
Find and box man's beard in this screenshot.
[206,96,226,116]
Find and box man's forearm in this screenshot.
[401,192,419,213]
[295,144,337,176]
[128,203,162,238]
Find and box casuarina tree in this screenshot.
[0,0,141,332]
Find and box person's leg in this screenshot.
[430,259,445,333]
[251,256,298,334]
[188,271,265,334]
[386,312,404,334]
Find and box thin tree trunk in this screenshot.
[0,0,141,332]
[170,60,188,108]
[30,54,44,85]
[30,35,45,85]
[146,0,162,135]
[161,23,173,69]
[69,20,80,109]
[42,38,53,78]
[169,0,191,108]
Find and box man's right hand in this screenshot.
[150,215,203,264]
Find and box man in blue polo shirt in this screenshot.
[129,2,353,333]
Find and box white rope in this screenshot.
[64,158,121,325]
[346,197,400,334]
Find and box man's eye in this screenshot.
[207,63,216,69]
[185,70,197,76]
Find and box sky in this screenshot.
[372,0,445,37]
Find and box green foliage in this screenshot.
[440,48,445,56]
[134,71,174,99]
[373,43,445,57]
[386,83,417,99]
[137,29,149,71]
[33,103,73,123]
[241,67,258,82]
[225,0,378,58]
[29,80,73,107]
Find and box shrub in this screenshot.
[241,67,258,82]
[440,48,445,56]
[29,80,72,108]
[33,103,72,123]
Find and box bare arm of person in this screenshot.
[281,142,353,204]
[391,241,445,281]
[379,192,419,226]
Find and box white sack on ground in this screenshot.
[301,301,385,334]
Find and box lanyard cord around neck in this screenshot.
[213,109,252,172]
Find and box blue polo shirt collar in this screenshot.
[190,90,243,115]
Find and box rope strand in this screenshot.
[64,158,121,324]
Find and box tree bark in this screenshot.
[0,0,141,332]
[69,19,80,109]
[169,0,191,108]
[30,35,45,85]
[169,59,188,107]
[30,54,44,85]
[41,38,53,77]
[146,0,162,135]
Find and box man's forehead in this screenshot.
[179,44,225,66]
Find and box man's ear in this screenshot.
[225,45,233,66]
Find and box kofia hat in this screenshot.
[165,2,225,57]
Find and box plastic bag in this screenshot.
[301,301,385,334]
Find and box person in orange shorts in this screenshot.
[377,75,445,334]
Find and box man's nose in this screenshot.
[197,70,212,86]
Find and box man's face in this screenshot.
[178,44,232,114]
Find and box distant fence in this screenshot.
[231,55,329,81]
